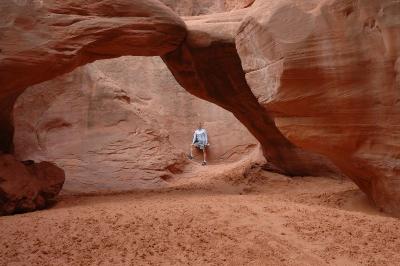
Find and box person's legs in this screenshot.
[189,144,194,159]
[202,148,207,165]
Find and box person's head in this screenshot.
[198,122,203,129]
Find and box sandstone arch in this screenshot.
[13,56,259,193]
[0,0,334,177]
[235,0,400,215]
[0,0,187,152]
[1,0,400,216]
[0,0,186,214]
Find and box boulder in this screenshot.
[0,154,65,215]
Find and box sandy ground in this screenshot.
[1,162,400,266]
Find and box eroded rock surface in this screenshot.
[236,0,400,214]
[0,154,65,215]
[0,0,186,152]
[163,9,342,177]
[14,57,257,193]
[2,0,400,216]
[161,0,254,15]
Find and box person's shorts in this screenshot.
[193,142,206,150]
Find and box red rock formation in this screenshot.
[0,0,186,152]
[0,0,186,213]
[160,0,254,15]
[1,0,400,216]
[13,57,257,193]
[236,0,400,214]
[162,12,341,177]
[10,1,258,194]
[0,155,65,215]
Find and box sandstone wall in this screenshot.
[0,0,187,152]
[3,0,400,216]
[161,0,254,15]
[13,57,257,193]
[236,0,400,214]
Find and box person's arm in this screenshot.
[205,130,208,145]
[192,132,196,144]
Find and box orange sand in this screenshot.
[1,165,400,265]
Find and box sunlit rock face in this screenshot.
[236,0,400,215]
[161,0,254,15]
[13,57,257,193]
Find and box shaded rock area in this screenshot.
[0,0,187,152]
[236,0,400,215]
[163,11,343,178]
[0,154,65,215]
[14,57,257,193]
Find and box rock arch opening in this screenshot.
[1,0,400,216]
[13,56,258,193]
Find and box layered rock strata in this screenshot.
[160,0,255,16]
[163,10,341,176]
[236,0,400,214]
[1,0,400,215]
[0,0,186,152]
[14,57,257,192]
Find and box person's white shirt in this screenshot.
[192,128,208,145]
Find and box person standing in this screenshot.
[189,122,209,166]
